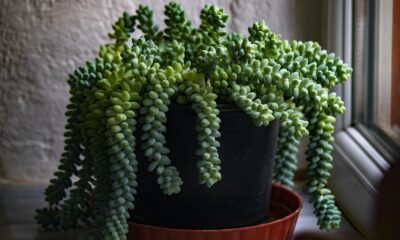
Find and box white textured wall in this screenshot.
[0,0,322,182]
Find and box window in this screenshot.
[353,0,400,162]
[371,0,400,146]
[325,0,400,239]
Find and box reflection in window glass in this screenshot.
[374,0,399,145]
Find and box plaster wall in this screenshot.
[0,0,322,182]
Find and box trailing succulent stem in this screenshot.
[139,65,183,195]
[109,12,136,45]
[305,111,341,230]
[273,127,300,187]
[182,73,222,187]
[37,2,352,238]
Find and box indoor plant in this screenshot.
[36,2,352,239]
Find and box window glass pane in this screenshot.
[353,0,400,160]
[374,0,400,145]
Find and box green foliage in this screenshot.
[182,74,222,187]
[249,21,282,59]
[136,5,161,41]
[109,12,136,44]
[305,111,341,230]
[278,40,352,89]
[199,4,228,45]
[273,127,300,187]
[37,2,352,238]
[139,64,183,195]
[164,2,192,42]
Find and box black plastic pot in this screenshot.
[131,103,279,229]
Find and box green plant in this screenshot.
[36,2,352,239]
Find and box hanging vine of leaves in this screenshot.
[36,2,352,238]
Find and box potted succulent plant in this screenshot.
[36,2,352,240]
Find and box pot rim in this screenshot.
[129,183,303,233]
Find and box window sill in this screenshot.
[0,182,364,240]
[293,182,364,240]
[330,127,389,238]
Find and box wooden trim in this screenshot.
[392,0,400,129]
